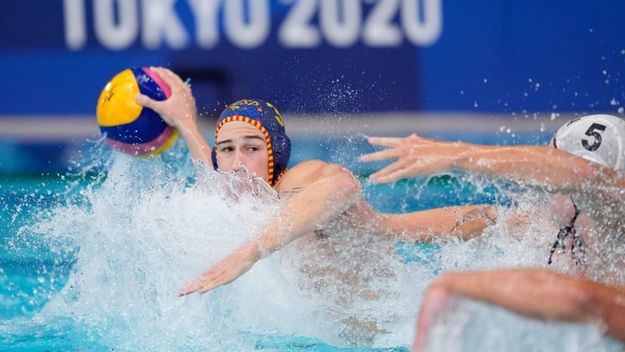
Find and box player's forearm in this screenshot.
[179,123,213,167]
[253,171,360,255]
[454,145,597,193]
[435,269,602,322]
[437,269,625,342]
[376,205,496,241]
[588,284,625,342]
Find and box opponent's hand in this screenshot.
[413,284,452,352]
[360,134,463,183]
[178,243,260,296]
[135,67,198,134]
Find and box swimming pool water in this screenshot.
[4,131,620,351]
[0,167,501,350]
[0,173,491,310]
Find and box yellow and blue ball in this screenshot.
[96,67,178,156]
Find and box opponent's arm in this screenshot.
[452,144,623,195]
[362,134,625,199]
[135,67,213,167]
[361,204,497,242]
[179,160,361,295]
[413,269,625,351]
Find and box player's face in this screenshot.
[215,121,270,183]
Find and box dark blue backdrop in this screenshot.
[0,0,624,116]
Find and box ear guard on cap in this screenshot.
[271,133,291,180]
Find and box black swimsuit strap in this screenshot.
[547,197,585,266]
[569,199,580,225]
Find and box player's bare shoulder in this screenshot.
[274,160,331,194]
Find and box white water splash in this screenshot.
[8,144,624,351]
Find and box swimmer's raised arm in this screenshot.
[135,67,213,167]
[361,134,625,200]
[178,160,361,296]
[413,269,625,351]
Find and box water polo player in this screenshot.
[411,268,625,351]
[360,115,625,349]
[362,114,625,270]
[134,67,498,300]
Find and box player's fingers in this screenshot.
[367,136,403,147]
[360,148,400,162]
[369,160,407,183]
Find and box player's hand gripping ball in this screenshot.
[97,67,178,156]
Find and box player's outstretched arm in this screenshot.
[364,204,497,242]
[413,269,625,351]
[362,134,624,199]
[179,160,361,295]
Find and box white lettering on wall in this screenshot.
[363,0,402,47]
[278,0,320,48]
[141,0,189,49]
[187,0,222,49]
[63,0,87,50]
[63,0,444,50]
[401,0,442,46]
[224,0,270,49]
[94,0,139,50]
[319,0,361,47]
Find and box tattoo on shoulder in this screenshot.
[278,187,304,198]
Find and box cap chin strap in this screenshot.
[273,169,288,186]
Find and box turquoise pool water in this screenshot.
[0,177,498,351]
[6,131,620,351]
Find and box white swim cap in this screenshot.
[553,114,625,170]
